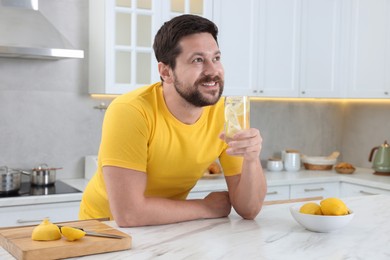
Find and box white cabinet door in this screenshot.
[89,0,212,95]
[256,0,301,97]
[216,0,345,98]
[265,185,290,201]
[290,182,339,199]
[345,0,390,98]
[0,201,80,227]
[340,182,390,197]
[213,0,257,96]
[299,0,344,98]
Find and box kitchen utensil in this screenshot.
[0,219,132,260]
[58,225,125,239]
[369,141,390,175]
[290,203,354,232]
[0,166,22,194]
[22,163,62,186]
[284,151,301,171]
[267,158,283,172]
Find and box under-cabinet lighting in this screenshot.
[250,97,390,103]
[90,94,119,99]
[90,94,390,104]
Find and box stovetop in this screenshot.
[0,180,81,197]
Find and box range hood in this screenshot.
[0,0,84,59]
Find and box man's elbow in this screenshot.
[240,206,261,220]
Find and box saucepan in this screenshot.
[21,164,62,186]
[0,166,22,194]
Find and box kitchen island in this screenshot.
[1,194,389,259]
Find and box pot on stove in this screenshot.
[22,163,62,186]
[0,166,22,194]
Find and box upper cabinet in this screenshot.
[89,0,212,94]
[90,0,389,98]
[345,0,390,98]
[217,0,390,98]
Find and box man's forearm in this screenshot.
[230,158,267,219]
[114,192,231,227]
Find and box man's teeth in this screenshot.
[202,82,216,86]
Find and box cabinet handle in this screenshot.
[385,92,389,95]
[266,191,278,195]
[17,217,48,224]
[359,190,378,195]
[301,91,306,94]
[304,187,324,192]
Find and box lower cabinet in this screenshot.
[187,189,226,199]
[290,182,340,199]
[265,185,290,201]
[340,182,390,197]
[0,201,80,227]
[189,180,390,203]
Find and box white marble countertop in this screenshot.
[1,167,389,207]
[1,194,389,259]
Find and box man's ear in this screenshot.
[158,62,174,83]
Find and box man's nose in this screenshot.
[203,59,222,76]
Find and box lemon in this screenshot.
[60,226,86,241]
[320,197,349,216]
[31,218,62,241]
[299,202,323,215]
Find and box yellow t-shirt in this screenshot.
[79,82,243,220]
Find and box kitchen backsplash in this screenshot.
[0,0,389,178]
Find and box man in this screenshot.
[79,14,267,227]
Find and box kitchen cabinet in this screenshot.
[340,182,390,197]
[215,0,343,98]
[345,0,390,98]
[290,182,339,199]
[298,0,344,98]
[212,0,258,96]
[264,185,290,201]
[217,0,389,98]
[0,201,80,227]
[187,189,224,199]
[89,0,212,94]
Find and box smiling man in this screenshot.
[79,14,267,227]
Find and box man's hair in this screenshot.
[153,14,219,71]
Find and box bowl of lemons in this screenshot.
[290,197,354,232]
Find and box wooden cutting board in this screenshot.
[0,219,132,260]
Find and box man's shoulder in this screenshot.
[111,82,161,108]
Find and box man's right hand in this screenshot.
[203,191,232,218]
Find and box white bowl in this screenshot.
[290,204,354,232]
[301,156,337,165]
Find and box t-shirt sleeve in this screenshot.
[99,102,148,172]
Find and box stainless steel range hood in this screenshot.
[0,0,84,59]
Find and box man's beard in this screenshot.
[173,72,224,107]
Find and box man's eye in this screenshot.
[193,58,203,63]
[213,56,221,62]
